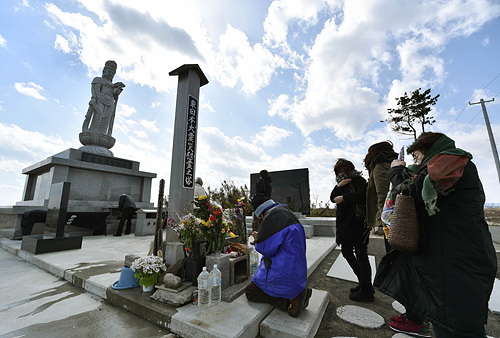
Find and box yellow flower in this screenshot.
[229,231,235,238]
[199,195,206,200]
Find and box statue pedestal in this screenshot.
[12,148,156,238]
[78,132,116,157]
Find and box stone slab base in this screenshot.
[260,289,329,338]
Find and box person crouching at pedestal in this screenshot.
[244,194,312,317]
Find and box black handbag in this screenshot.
[354,203,366,221]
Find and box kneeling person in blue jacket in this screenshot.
[245,194,312,317]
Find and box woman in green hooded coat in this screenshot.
[375,132,497,338]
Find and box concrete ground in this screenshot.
[1,227,499,338]
[309,234,500,338]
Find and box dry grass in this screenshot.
[485,208,500,226]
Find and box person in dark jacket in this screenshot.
[256,169,272,198]
[114,194,137,236]
[375,132,497,338]
[251,170,273,241]
[364,141,398,252]
[245,194,312,317]
[330,159,373,301]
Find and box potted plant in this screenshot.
[130,255,167,292]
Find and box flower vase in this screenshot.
[183,242,206,286]
[143,284,154,292]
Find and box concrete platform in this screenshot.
[260,289,329,338]
[0,233,337,338]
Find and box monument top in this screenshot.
[169,64,209,87]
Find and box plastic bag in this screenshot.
[381,183,396,227]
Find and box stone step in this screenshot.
[170,294,274,338]
[259,289,329,338]
[169,238,337,338]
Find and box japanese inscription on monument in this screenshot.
[183,95,198,188]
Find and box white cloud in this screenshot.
[0,123,71,157]
[268,94,292,119]
[54,34,71,53]
[201,100,215,114]
[14,82,47,101]
[213,24,284,95]
[266,0,500,139]
[482,36,490,47]
[118,103,136,117]
[151,101,161,108]
[253,125,292,147]
[0,34,6,48]
[139,119,159,132]
[262,0,326,48]
[133,130,148,139]
[45,2,207,93]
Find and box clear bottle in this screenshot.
[197,267,211,309]
[209,264,222,306]
[249,247,260,276]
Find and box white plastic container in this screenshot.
[209,264,222,306]
[197,267,211,309]
[249,247,260,276]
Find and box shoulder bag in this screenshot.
[387,192,419,253]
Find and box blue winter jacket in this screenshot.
[252,204,307,299]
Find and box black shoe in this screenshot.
[124,232,130,235]
[113,234,121,237]
[303,288,312,309]
[288,288,307,317]
[349,289,374,302]
[350,285,360,294]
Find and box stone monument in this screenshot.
[79,60,125,157]
[163,64,208,267]
[2,60,156,238]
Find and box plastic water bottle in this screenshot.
[197,267,211,309]
[250,247,260,276]
[209,264,222,306]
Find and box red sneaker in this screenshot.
[389,319,431,337]
[390,313,406,323]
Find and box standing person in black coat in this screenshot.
[114,194,136,236]
[252,170,273,242]
[376,132,497,338]
[256,169,272,198]
[330,159,373,302]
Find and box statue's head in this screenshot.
[102,60,117,80]
[104,60,117,71]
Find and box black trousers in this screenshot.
[20,210,47,236]
[115,207,135,235]
[341,231,373,293]
[245,282,289,311]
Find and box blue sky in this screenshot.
[1,0,500,208]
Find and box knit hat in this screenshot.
[252,194,275,217]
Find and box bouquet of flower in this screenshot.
[193,195,233,254]
[167,213,203,256]
[237,198,251,216]
[224,203,247,245]
[131,255,167,288]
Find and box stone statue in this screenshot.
[79,60,125,157]
[82,60,125,136]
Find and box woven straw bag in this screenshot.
[387,193,419,253]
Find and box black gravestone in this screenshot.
[250,168,310,215]
[21,182,83,254]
